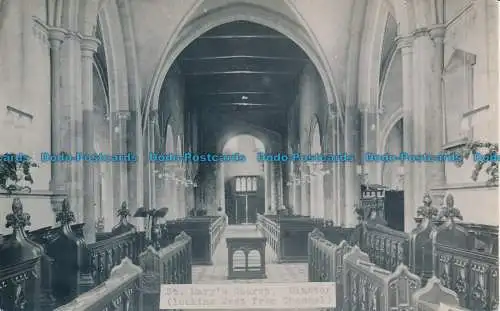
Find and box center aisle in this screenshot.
[192,224,308,284]
[188,224,321,311]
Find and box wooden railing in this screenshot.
[54,258,143,311]
[163,214,226,264]
[256,213,280,257]
[139,231,192,311]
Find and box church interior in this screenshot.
[0,0,498,310]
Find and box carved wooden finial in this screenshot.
[6,198,30,230]
[55,198,75,225]
[438,193,463,223]
[416,193,438,220]
[117,201,130,218]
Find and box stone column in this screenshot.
[277,162,283,208]
[80,36,100,242]
[398,35,416,232]
[116,111,131,201]
[428,25,446,202]
[300,165,310,216]
[216,162,225,213]
[330,114,338,222]
[264,162,271,213]
[60,31,83,222]
[343,104,360,227]
[148,111,158,211]
[48,28,68,207]
[294,164,299,212]
[271,162,280,211]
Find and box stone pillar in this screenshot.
[178,166,187,217]
[412,31,435,219]
[216,162,225,213]
[271,162,280,212]
[127,110,143,228]
[60,31,83,221]
[80,36,100,242]
[428,25,446,202]
[300,165,310,216]
[344,105,360,227]
[264,162,271,213]
[277,162,283,208]
[330,115,338,222]
[48,28,68,207]
[116,111,130,201]
[148,111,158,211]
[398,35,416,232]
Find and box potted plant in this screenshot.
[456,141,498,186]
[0,153,38,195]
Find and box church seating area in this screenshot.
[0,192,497,311]
[0,196,226,311]
[307,193,499,311]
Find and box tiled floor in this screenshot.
[187,224,322,311]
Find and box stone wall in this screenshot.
[0,1,53,231]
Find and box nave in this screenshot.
[187,225,320,311]
[0,191,497,311]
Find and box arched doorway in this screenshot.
[223,135,265,224]
[309,119,325,218]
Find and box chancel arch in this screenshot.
[309,117,325,218]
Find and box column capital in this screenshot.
[47,27,67,48]
[116,110,131,121]
[396,35,414,51]
[149,110,159,124]
[81,36,101,58]
[64,30,83,42]
[428,24,446,42]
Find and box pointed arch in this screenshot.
[142,2,341,130]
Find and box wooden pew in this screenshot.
[139,232,192,311]
[341,193,498,310]
[54,258,143,311]
[257,214,352,263]
[433,214,499,310]
[163,215,226,264]
[343,246,422,311]
[0,198,47,311]
[257,213,313,262]
[413,276,461,311]
[308,228,352,311]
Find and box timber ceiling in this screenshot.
[179,21,308,133]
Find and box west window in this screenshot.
[235,176,258,193]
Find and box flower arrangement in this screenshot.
[0,153,38,195]
[456,141,498,186]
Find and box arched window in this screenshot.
[246,177,252,191]
[241,177,247,192]
[236,178,241,192]
[252,177,257,191]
